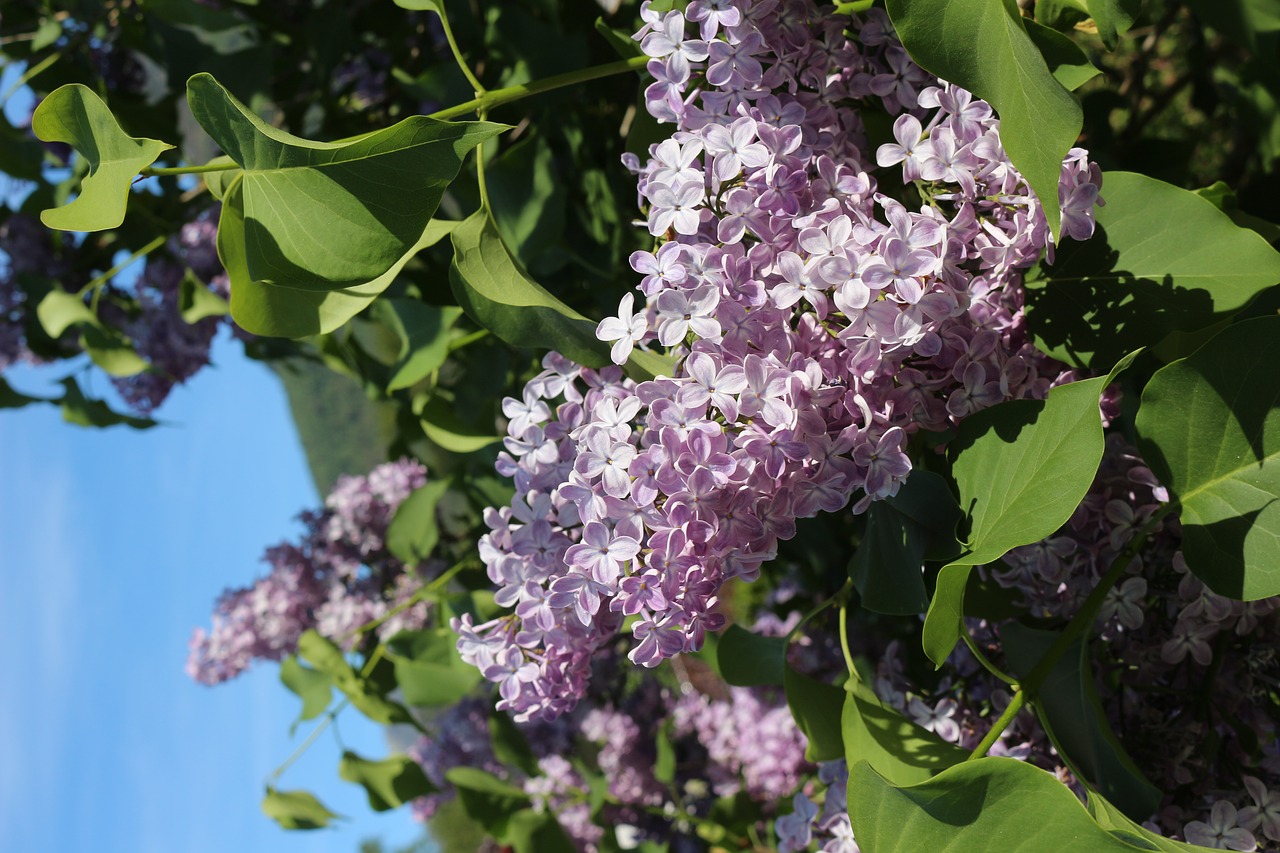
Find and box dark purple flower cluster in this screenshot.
[0,214,77,369]
[457,0,1100,723]
[186,458,430,684]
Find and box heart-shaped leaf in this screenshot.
[1136,316,1280,599]
[842,679,966,787]
[32,84,174,231]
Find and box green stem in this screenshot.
[434,8,486,96]
[0,51,59,107]
[966,503,1177,759]
[967,689,1025,760]
[427,54,649,122]
[269,700,349,782]
[78,235,165,299]
[960,628,1017,687]
[834,0,876,13]
[838,603,856,677]
[342,558,470,641]
[140,161,240,177]
[446,327,490,352]
[475,108,491,209]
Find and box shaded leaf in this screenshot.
[380,299,463,391]
[418,395,502,453]
[1026,172,1280,371]
[338,751,434,812]
[490,710,539,777]
[1086,0,1143,49]
[507,808,577,853]
[261,787,340,831]
[1002,623,1161,820]
[785,665,845,762]
[922,353,1137,665]
[0,376,45,410]
[81,325,149,377]
[445,767,531,839]
[32,84,174,231]
[1088,793,1208,851]
[1136,316,1280,599]
[886,0,1079,239]
[717,623,786,687]
[59,377,156,429]
[1025,18,1102,90]
[386,628,481,708]
[850,470,961,615]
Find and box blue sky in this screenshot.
[0,334,429,853]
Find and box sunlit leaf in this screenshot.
[385,479,451,566]
[842,678,966,787]
[279,654,332,730]
[32,84,174,231]
[36,289,96,338]
[338,751,434,812]
[261,787,340,831]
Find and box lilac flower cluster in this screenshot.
[186,458,430,684]
[458,0,1100,722]
[111,209,231,413]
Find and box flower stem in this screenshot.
[434,7,486,96]
[78,235,165,300]
[140,161,240,177]
[966,688,1025,760]
[427,54,649,122]
[839,603,856,677]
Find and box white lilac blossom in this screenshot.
[186,459,430,684]
[460,0,1101,723]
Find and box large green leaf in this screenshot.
[1002,623,1161,820]
[716,624,786,687]
[385,478,450,565]
[338,751,435,812]
[1026,172,1280,371]
[296,630,413,724]
[850,470,961,615]
[188,73,503,292]
[1086,0,1143,49]
[1088,793,1209,852]
[1136,316,1280,599]
[220,185,458,336]
[418,395,502,454]
[59,377,156,430]
[448,209,673,380]
[261,787,340,830]
[847,758,1211,852]
[445,767,531,839]
[922,354,1136,665]
[842,679,966,787]
[886,0,1079,239]
[32,84,174,232]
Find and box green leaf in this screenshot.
[1086,0,1143,50]
[487,137,566,270]
[0,116,47,181]
[506,809,577,853]
[448,209,673,380]
[1002,623,1161,820]
[261,787,340,830]
[188,73,503,293]
[847,758,1208,853]
[385,478,450,565]
[595,17,645,59]
[418,395,502,453]
[842,679,966,786]
[1025,172,1280,371]
[179,271,230,323]
[886,0,1079,239]
[36,289,96,338]
[31,85,174,232]
[1136,316,1280,599]
[1025,18,1102,90]
[380,299,463,391]
[1088,793,1210,851]
[202,155,241,200]
[59,377,156,430]
[922,354,1136,665]
[279,654,332,729]
[338,751,434,812]
[220,190,458,336]
[716,624,786,687]
[296,630,413,724]
[445,767,531,839]
[386,628,481,707]
[784,665,845,762]
[0,376,45,410]
[850,470,961,615]
[490,710,539,777]
[81,325,149,377]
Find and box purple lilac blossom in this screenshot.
[186,459,430,684]
[459,0,1101,722]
